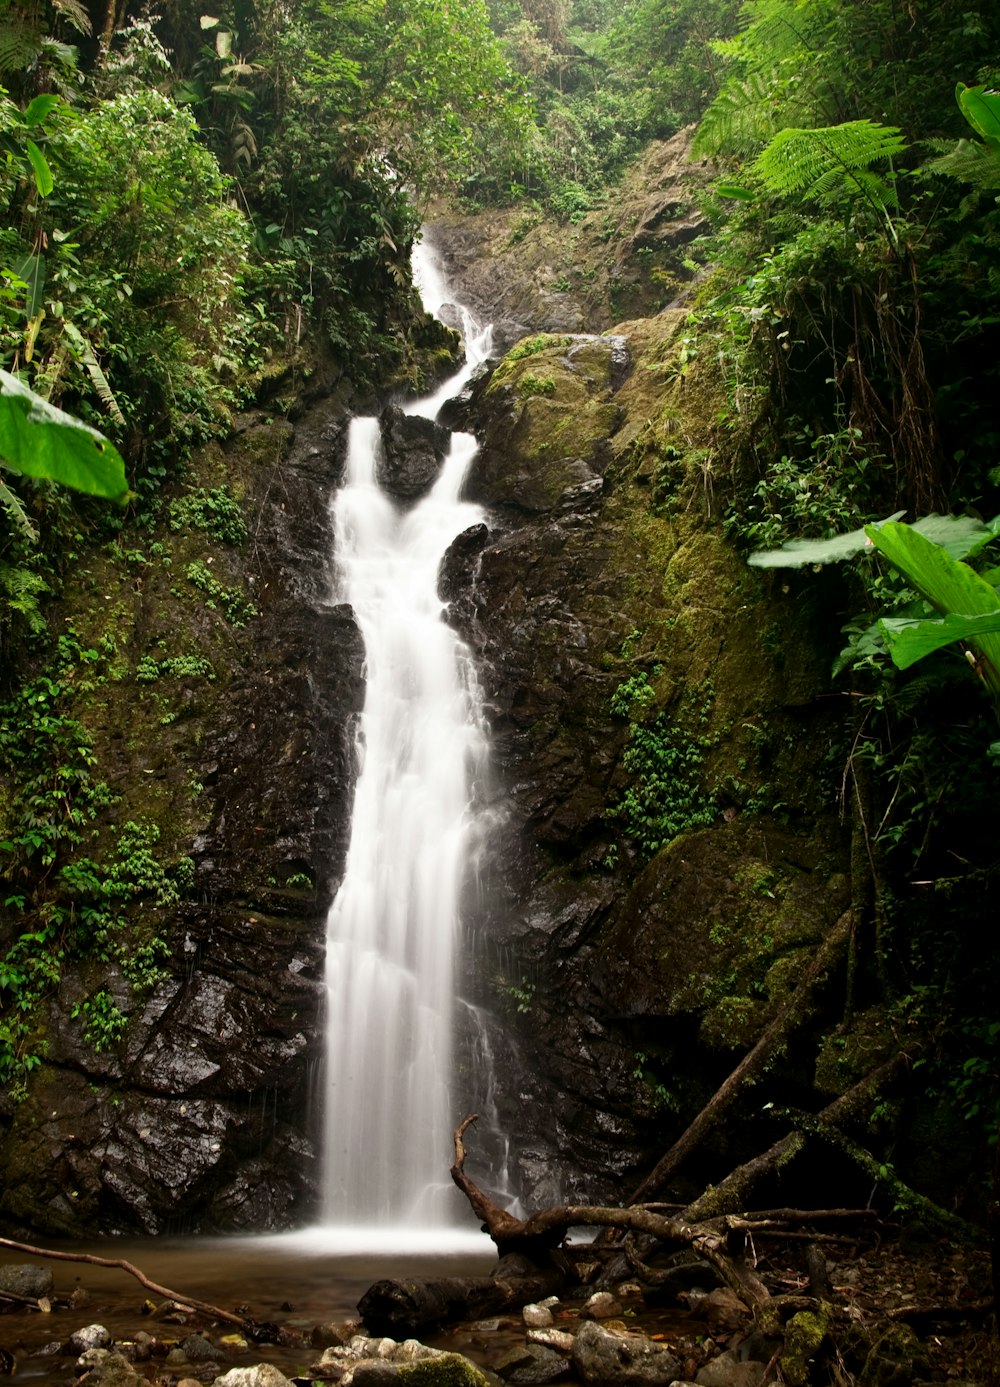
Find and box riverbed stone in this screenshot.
[75,1348,141,1387]
[0,1263,54,1299]
[522,1302,554,1328]
[496,1343,570,1384]
[68,1325,113,1353]
[213,1366,297,1387]
[571,1321,682,1386]
[696,1352,770,1387]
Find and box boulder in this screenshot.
[496,1343,570,1383]
[377,406,450,499]
[571,1320,682,1386]
[0,1263,54,1299]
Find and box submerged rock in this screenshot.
[0,1263,54,1299]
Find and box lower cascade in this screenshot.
[319,248,493,1232]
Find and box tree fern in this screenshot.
[751,120,906,224]
[925,137,1000,193]
[691,68,791,159]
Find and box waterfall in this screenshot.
[319,241,492,1234]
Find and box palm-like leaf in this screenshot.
[752,120,906,218]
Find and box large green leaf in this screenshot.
[23,138,53,197]
[13,254,46,318]
[880,612,1000,671]
[0,370,128,501]
[957,83,1000,155]
[750,512,1000,569]
[749,513,905,568]
[865,521,1000,693]
[23,94,60,128]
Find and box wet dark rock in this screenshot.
[351,1365,402,1386]
[0,1263,54,1299]
[377,405,450,499]
[571,1321,681,1386]
[75,1348,141,1387]
[0,388,365,1237]
[495,1344,570,1384]
[179,1334,228,1364]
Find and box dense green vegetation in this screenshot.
[1,0,999,1228]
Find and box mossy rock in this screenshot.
[395,1354,493,1387]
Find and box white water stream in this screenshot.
[319,242,494,1238]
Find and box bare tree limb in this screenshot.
[0,1237,247,1329]
[628,909,855,1205]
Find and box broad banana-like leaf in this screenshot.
[13,254,45,318]
[749,513,905,568]
[865,521,1000,693]
[880,612,1000,671]
[0,370,128,501]
[750,512,999,569]
[23,94,60,128]
[957,83,1000,154]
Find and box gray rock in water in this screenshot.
[496,1343,570,1384]
[350,1365,402,1387]
[75,1348,140,1387]
[179,1333,227,1363]
[696,1351,769,1387]
[571,1320,681,1386]
[213,1367,297,1387]
[581,1291,623,1320]
[377,406,450,499]
[522,1303,555,1328]
[68,1325,113,1353]
[0,1263,55,1299]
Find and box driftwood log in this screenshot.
[358,1264,564,1336]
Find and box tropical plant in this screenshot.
[750,513,1000,704]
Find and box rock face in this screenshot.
[0,160,853,1234]
[0,398,365,1235]
[444,317,850,1207]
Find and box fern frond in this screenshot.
[0,560,49,633]
[0,480,39,544]
[925,137,1000,191]
[752,120,905,218]
[0,21,42,73]
[60,319,127,426]
[692,68,786,159]
[51,0,93,36]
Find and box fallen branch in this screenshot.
[628,909,854,1204]
[0,1237,246,1330]
[682,1049,914,1223]
[451,1115,772,1313]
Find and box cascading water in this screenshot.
[319,243,494,1236]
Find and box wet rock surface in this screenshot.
[377,406,451,499]
[0,393,366,1236]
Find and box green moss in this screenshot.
[781,1308,830,1387]
[397,1354,492,1387]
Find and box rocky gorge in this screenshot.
[0,129,983,1243]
